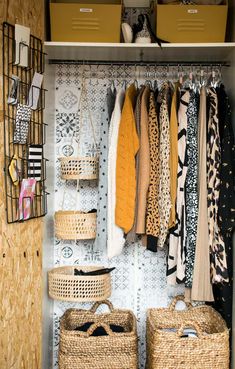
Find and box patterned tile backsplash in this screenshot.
[53,63,184,369]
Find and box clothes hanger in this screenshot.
[133,64,139,89]
[145,70,153,89]
[189,70,196,92]
[153,68,158,92]
[121,79,127,90]
[211,69,221,88]
[207,66,219,89]
[177,64,184,86]
[210,70,217,88]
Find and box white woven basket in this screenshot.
[54,210,97,240]
[48,266,111,302]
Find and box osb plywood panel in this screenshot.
[0,1,44,369]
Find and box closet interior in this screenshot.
[1,2,235,369]
[20,1,235,369]
[43,33,235,368]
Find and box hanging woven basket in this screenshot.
[59,156,99,180]
[54,210,97,240]
[59,78,99,181]
[48,266,111,302]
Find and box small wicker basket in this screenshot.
[146,295,229,369]
[48,266,111,302]
[54,210,96,240]
[59,156,99,180]
[59,79,99,181]
[59,300,138,369]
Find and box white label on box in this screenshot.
[188,9,198,14]
[80,8,93,12]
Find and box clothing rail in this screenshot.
[49,59,230,67]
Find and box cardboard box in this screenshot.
[156,0,228,43]
[50,0,122,42]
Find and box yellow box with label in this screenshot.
[50,0,122,42]
[156,0,228,43]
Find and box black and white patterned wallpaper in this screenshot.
[53,63,184,369]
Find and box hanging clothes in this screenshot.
[191,86,214,302]
[185,90,199,288]
[207,88,228,284]
[157,83,171,248]
[146,91,160,252]
[168,84,179,229]
[115,84,139,234]
[107,88,125,258]
[136,86,150,235]
[126,86,145,243]
[212,84,235,329]
[95,87,116,251]
[167,90,190,285]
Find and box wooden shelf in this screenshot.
[44,42,235,64]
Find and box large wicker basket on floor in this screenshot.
[54,210,96,240]
[48,266,111,302]
[59,156,99,180]
[146,295,229,369]
[59,300,138,369]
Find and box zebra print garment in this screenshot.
[207,88,228,284]
[167,90,190,285]
[185,91,199,288]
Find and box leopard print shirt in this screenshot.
[207,88,228,284]
[146,92,160,238]
[157,84,171,248]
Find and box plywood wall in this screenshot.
[0,1,44,369]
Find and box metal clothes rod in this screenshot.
[49,59,230,67]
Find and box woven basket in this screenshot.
[54,210,96,240]
[59,300,138,369]
[48,266,111,302]
[146,295,229,369]
[59,156,98,180]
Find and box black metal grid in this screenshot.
[2,22,48,223]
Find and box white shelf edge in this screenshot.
[44,41,235,48]
[44,42,235,63]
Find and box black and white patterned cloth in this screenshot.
[207,88,228,284]
[14,103,31,144]
[28,144,43,181]
[167,90,190,285]
[185,90,199,288]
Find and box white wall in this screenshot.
[42,62,56,369]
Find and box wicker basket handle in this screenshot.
[86,322,114,337]
[90,300,114,313]
[169,295,193,310]
[177,320,203,339]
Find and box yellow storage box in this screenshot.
[156,0,228,43]
[50,0,122,42]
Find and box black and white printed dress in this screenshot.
[185,90,199,288]
[167,90,190,285]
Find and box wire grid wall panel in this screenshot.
[2,22,48,223]
[53,62,222,368]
